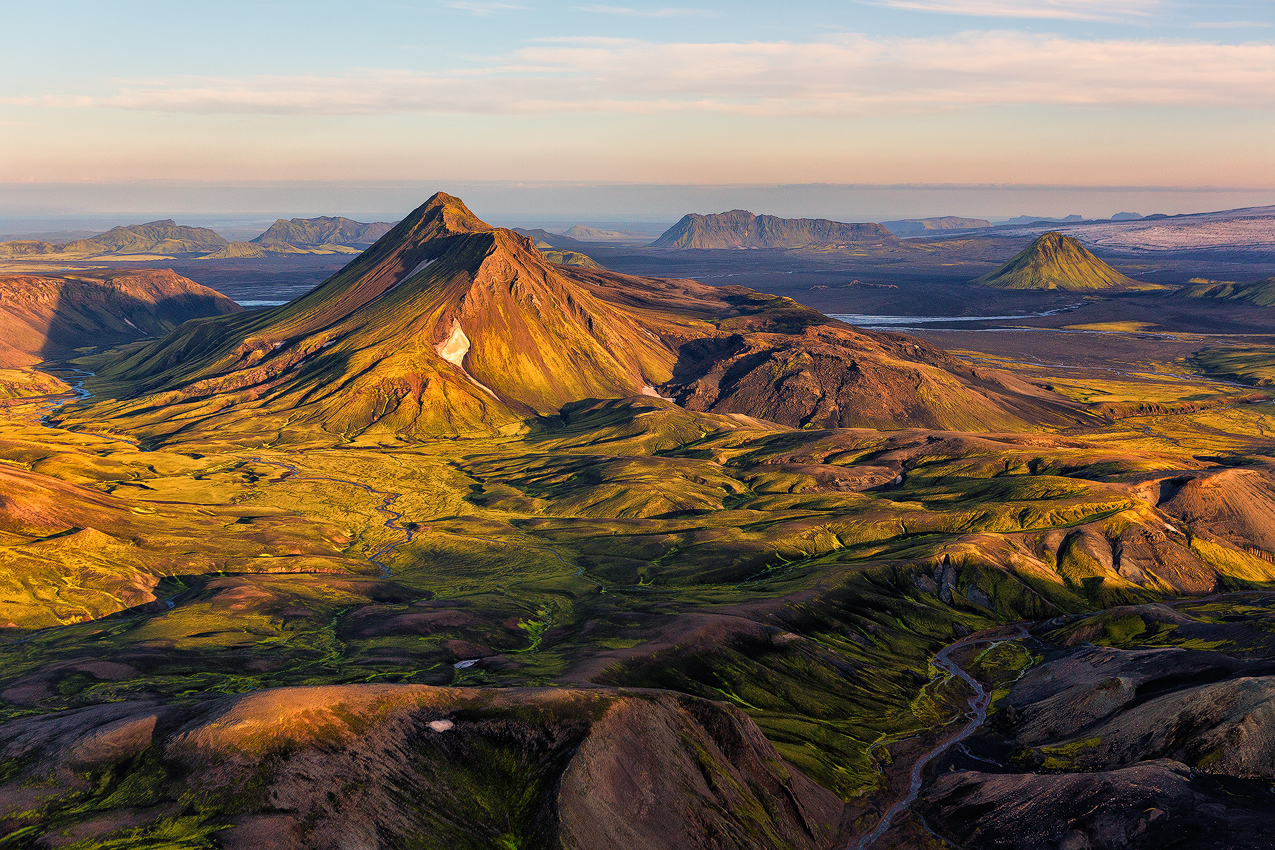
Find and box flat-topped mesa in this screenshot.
[974,231,1155,291]
[652,209,896,249]
[67,192,1080,446]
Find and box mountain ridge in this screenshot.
[652,210,896,249]
[66,193,1080,445]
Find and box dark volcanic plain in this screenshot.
[2,200,1275,849]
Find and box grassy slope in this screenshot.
[974,232,1158,291]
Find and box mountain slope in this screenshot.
[252,216,395,248]
[973,232,1154,290]
[0,269,241,367]
[67,193,1080,446]
[652,210,896,249]
[1181,277,1275,307]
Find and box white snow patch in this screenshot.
[452,659,480,670]
[428,719,455,732]
[392,257,435,291]
[435,321,470,368]
[641,385,673,401]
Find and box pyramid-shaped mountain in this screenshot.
[72,193,1079,445]
[974,232,1152,290]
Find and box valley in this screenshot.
[1,196,1275,849]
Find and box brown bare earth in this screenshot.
[0,269,240,367]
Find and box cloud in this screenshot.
[441,1,525,15]
[575,5,709,16]
[10,31,1275,117]
[1191,20,1271,29]
[866,0,1161,21]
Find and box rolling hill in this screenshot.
[973,231,1155,290]
[1181,277,1275,307]
[0,269,241,367]
[651,210,897,249]
[65,193,1079,445]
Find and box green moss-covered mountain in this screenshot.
[651,209,896,249]
[252,215,396,248]
[1182,277,1275,307]
[0,220,229,258]
[973,232,1156,291]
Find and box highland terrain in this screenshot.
[0,194,1274,849]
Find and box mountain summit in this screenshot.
[974,232,1152,290]
[72,193,1078,446]
[652,210,895,249]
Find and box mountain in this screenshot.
[973,232,1156,290]
[0,269,241,368]
[541,249,604,269]
[881,216,991,237]
[1111,212,1144,221]
[1004,214,1085,225]
[1181,277,1275,307]
[0,240,57,259]
[200,240,308,260]
[511,228,590,249]
[562,225,641,240]
[252,216,395,248]
[651,210,897,249]
[70,193,1079,445]
[58,220,228,256]
[0,221,229,258]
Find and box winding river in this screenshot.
[854,624,1029,850]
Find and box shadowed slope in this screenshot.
[0,270,240,368]
[974,232,1156,291]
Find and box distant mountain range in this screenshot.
[0,216,397,261]
[0,220,229,259]
[651,210,896,249]
[974,232,1161,291]
[881,217,992,237]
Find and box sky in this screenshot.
[2,0,1274,223]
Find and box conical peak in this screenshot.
[412,192,491,235]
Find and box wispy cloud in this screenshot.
[1191,20,1271,29]
[867,0,1162,21]
[442,1,525,16]
[10,31,1275,117]
[576,4,709,16]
